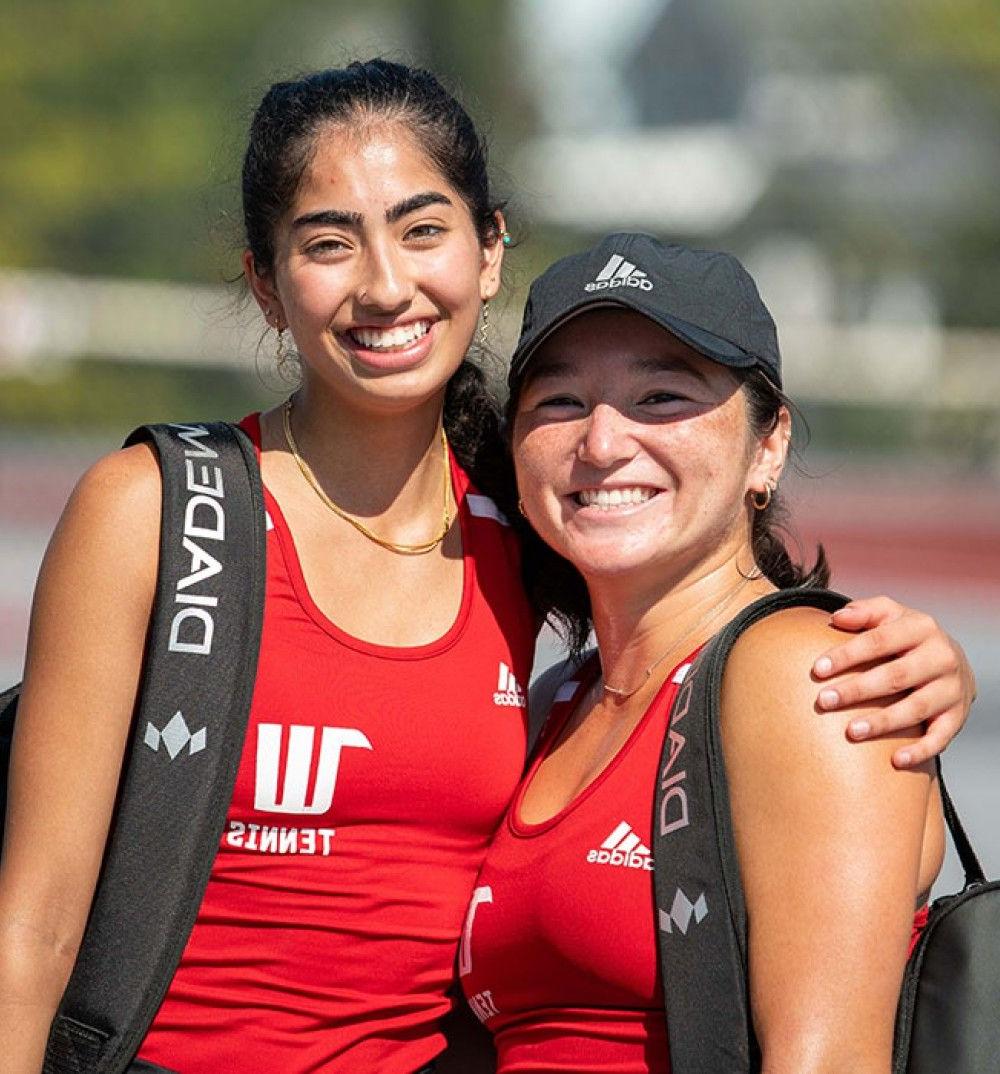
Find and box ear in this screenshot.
[479,210,506,302]
[243,249,286,329]
[747,405,791,496]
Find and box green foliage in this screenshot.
[0,358,278,431]
[0,0,491,282]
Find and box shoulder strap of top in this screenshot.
[44,421,266,1074]
[527,649,593,758]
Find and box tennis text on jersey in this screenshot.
[167,423,227,657]
[493,662,527,708]
[224,821,336,856]
[584,254,653,293]
[587,820,654,870]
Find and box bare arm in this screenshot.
[0,445,160,1072]
[723,607,942,1074]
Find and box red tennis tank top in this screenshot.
[462,655,931,1074]
[459,653,692,1074]
[137,415,535,1074]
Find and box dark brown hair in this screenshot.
[241,59,513,500]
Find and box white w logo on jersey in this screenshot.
[254,724,372,815]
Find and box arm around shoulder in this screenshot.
[721,605,941,1074]
[0,444,161,1072]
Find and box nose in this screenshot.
[576,403,637,468]
[355,239,415,312]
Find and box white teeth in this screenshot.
[349,321,430,350]
[577,487,657,509]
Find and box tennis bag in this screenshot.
[0,422,266,1074]
[653,587,1000,1074]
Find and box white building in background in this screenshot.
[510,0,1000,404]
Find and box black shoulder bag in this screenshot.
[1,422,266,1074]
[652,588,1000,1074]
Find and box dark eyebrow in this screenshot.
[291,208,363,231]
[385,190,453,223]
[290,191,453,232]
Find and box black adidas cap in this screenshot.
[509,232,782,389]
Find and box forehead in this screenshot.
[297,120,456,204]
[524,307,721,384]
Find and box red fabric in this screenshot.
[459,654,696,1074]
[910,903,929,956]
[137,414,535,1074]
[462,653,930,1074]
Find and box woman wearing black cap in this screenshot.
[458,234,946,1073]
[0,56,972,1068]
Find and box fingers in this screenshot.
[836,683,961,766]
[813,611,943,681]
[891,712,964,768]
[829,595,907,632]
[839,678,946,737]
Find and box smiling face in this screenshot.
[512,307,789,589]
[245,121,502,416]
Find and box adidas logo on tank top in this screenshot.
[587,820,654,871]
[493,662,527,708]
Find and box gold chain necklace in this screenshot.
[281,399,452,556]
[602,573,757,700]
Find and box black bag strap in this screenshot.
[652,587,984,1073]
[936,759,985,886]
[44,422,266,1074]
[653,588,850,1073]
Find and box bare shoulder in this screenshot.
[23,443,162,691]
[63,441,162,531]
[45,443,161,580]
[726,604,840,700]
[722,602,922,775]
[724,604,904,761]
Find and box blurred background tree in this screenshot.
[0,0,998,443]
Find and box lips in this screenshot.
[337,318,440,373]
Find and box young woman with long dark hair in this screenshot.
[0,66,975,1074]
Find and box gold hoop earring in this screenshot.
[517,498,527,518]
[479,300,491,348]
[751,481,774,511]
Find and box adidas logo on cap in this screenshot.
[584,254,654,293]
[587,820,654,871]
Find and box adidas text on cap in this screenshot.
[509,233,782,389]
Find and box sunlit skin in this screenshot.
[511,308,943,1074]
[239,120,504,576]
[245,122,503,424]
[513,307,788,681]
